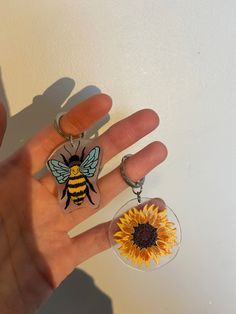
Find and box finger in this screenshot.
[99,108,159,165]
[70,221,111,267]
[8,94,112,174]
[67,141,168,228]
[39,108,159,193]
[0,102,7,147]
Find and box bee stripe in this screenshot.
[72,195,86,201]
[68,186,86,194]
[70,191,86,197]
[69,175,84,180]
[74,200,83,205]
[68,182,86,188]
[74,198,84,202]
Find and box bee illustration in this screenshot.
[47,142,100,209]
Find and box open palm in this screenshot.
[0,94,167,314]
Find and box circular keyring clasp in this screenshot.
[120,154,145,203]
[54,112,85,145]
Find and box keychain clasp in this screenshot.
[120,154,145,203]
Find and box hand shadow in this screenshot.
[37,269,113,314]
[0,69,110,161]
[0,69,113,314]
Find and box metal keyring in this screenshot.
[120,154,145,203]
[120,154,145,188]
[54,112,84,143]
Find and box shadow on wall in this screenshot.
[0,68,110,161]
[38,269,113,314]
[0,68,113,314]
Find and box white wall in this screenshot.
[1,1,236,313]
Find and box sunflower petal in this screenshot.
[138,210,146,223]
[117,222,133,234]
[152,252,160,265]
[143,204,149,215]
[119,217,129,225]
[149,212,158,226]
[114,231,126,238]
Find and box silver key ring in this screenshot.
[54,112,84,142]
[120,154,145,189]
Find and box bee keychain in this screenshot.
[108,154,182,271]
[47,112,102,212]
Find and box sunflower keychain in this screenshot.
[109,154,181,271]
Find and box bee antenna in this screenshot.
[74,141,80,155]
[64,145,72,156]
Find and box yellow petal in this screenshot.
[145,258,151,268]
[143,204,150,215]
[117,222,133,234]
[148,204,155,213]
[140,248,149,262]
[133,208,140,216]
[149,212,158,226]
[153,205,159,214]
[114,231,126,238]
[151,245,160,255]
[152,252,160,264]
[157,239,170,248]
[123,212,132,222]
[119,217,129,225]
[114,238,125,244]
[134,246,140,259]
[138,210,146,223]
[166,222,175,227]
[128,207,137,217]
[158,208,167,216]
[137,255,143,267]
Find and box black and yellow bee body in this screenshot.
[67,169,87,206]
[48,144,100,210]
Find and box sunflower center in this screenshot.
[132,223,157,249]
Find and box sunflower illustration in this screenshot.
[114,203,177,268]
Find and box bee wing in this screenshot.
[47,159,70,184]
[80,146,100,177]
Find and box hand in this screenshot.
[0,94,167,313]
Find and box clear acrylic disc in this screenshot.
[109,197,182,271]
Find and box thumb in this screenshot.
[0,102,7,146]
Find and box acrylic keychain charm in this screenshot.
[109,154,182,271]
[47,112,102,213]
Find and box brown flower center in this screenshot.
[132,223,157,249]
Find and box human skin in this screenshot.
[0,94,167,313]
